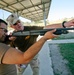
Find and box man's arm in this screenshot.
[44,19,74,29]
[2,29,57,64]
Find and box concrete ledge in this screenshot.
[47,39,74,44]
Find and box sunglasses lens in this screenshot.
[13,21,20,25]
[13,23,17,25]
[0,28,8,32]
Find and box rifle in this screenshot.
[12,28,74,36]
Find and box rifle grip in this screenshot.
[53,29,68,35]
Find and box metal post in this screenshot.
[43,3,46,26]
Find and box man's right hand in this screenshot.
[9,32,16,41]
[43,29,58,40]
[9,36,16,41]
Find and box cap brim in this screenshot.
[13,18,19,24]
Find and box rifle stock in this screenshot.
[12,28,74,36]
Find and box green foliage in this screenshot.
[59,43,74,75]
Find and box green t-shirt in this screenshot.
[0,43,17,75]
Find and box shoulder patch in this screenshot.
[25,36,30,40]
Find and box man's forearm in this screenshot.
[23,37,46,63]
[44,23,63,29]
[44,20,73,29]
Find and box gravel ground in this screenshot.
[49,44,72,75]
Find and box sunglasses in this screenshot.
[13,20,21,26]
[0,28,8,32]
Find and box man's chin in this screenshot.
[2,35,10,44]
[1,37,6,42]
[2,39,5,42]
[0,39,4,42]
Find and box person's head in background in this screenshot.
[0,19,8,42]
[6,13,24,31]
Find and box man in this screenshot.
[0,17,74,75]
[0,18,57,75]
[7,13,43,75]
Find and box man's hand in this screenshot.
[9,32,16,41]
[9,36,16,41]
[64,19,74,27]
[43,29,58,40]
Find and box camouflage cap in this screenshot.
[6,13,19,25]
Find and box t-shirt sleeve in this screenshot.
[0,43,10,64]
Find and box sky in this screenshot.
[0,0,74,22]
[48,0,74,21]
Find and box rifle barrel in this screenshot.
[12,28,74,36]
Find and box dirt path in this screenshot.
[49,44,72,75]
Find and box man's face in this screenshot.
[11,20,24,31]
[0,23,7,41]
